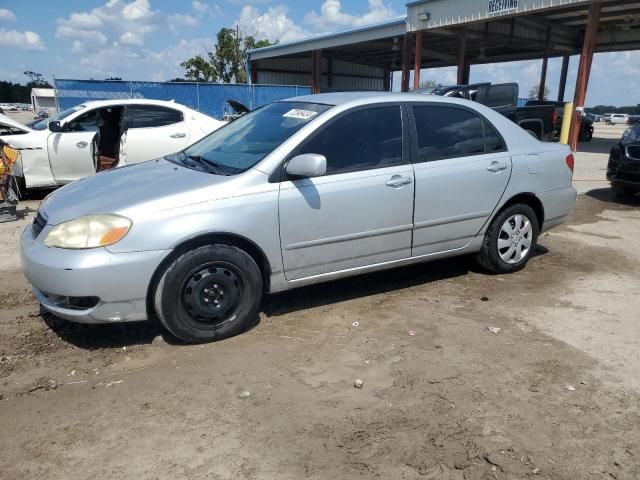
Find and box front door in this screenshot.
[120,105,190,164]
[278,105,414,281]
[409,104,512,256]
[47,108,101,183]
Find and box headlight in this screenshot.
[44,214,132,249]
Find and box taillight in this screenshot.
[566,153,575,172]
[552,110,558,127]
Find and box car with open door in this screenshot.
[0,99,224,192]
[21,93,576,343]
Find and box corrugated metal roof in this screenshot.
[407,0,590,31]
[248,17,407,60]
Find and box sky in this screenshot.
[0,0,638,106]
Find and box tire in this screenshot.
[154,244,263,343]
[477,204,539,274]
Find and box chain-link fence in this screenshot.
[54,79,312,120]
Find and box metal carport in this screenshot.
[247,0,640,150]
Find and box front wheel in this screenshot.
[154,244,263,343]
[477,204,539,274]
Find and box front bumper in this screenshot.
[20,223,170,323]
[607,156,640,187]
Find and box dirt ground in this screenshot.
[1,133,640,479]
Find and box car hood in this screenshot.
[41,158,236,225]
[0,113,33,133]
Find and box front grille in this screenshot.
[627,145,640,161]
[32,211,47,238]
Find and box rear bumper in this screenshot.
[538,186,577,233]
[21,223,170,323]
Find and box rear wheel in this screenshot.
[154,244,262,343]
[477,204,539,274]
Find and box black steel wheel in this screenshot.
[154,244,262,343]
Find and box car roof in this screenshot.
[282,91,482,108]
[79,99,187,109]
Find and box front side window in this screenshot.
[413,106,485,162]
[295,105,403,175]
[31,105,85,131]
[128,105,183,128]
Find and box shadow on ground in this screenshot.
[586,187,640,206]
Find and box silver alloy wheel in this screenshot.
[497,213,533,264]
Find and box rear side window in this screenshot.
[295,106,403,175]
[412,106,504,162]
[412,106,483,162]
[127,105,183,128]
[483,120,506,152]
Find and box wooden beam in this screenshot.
[569,1,602,151]
[557,54,570,102]
[401,33,412,92]
[311,50,321,94]
[538,26,552,100]
[457,30,467,85]
[413,31,422,90]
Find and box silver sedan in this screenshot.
[20,92,577,342]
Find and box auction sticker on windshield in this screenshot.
[283,109,318,120]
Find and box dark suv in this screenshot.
[607,124,640,197]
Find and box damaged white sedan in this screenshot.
[0,99,225,191]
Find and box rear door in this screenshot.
[278,104,414,281]
[409,103,512,256]
[47,108,100,183]
[120,105,190,164]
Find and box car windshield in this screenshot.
[31,104,85,131]
[167,101,332,175]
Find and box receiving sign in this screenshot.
[488,0,519,15]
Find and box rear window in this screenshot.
[127,105,183,128]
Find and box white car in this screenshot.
[0,99,225,190]
[606,113,629,125]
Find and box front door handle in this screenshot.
[385,175,413,188]
[487,161,508,173]
[170,133,187,138]
[76,141,88,148]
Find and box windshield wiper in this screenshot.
[185,154,236,176]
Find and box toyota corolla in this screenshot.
[21,93,576,343]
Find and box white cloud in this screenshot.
[238,5,310,43]
[56,0,157,54]
[69,37,215,81]
[192,1,208,13]
[168,13,199,33]
[0,8,17,21]
[64,11,103,29]
[0,29,45,50]
[122,0,152,20]
[120,31,144,45]
[305,0,397,30]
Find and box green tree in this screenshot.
[528,84,551,100]
[180,27,275,83]
[23,71,52,88]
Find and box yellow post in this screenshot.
[560,102,573,145]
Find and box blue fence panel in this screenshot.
[54,79,312,120]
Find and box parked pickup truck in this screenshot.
[525,100,593,142]
[419,83,557,141]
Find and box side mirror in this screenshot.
[48,121,62,132]
[285,153,327,178]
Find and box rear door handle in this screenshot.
[487,161,508,173]
[170,133,187,138]
[76,141,88,148]
[386,175,413,187]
